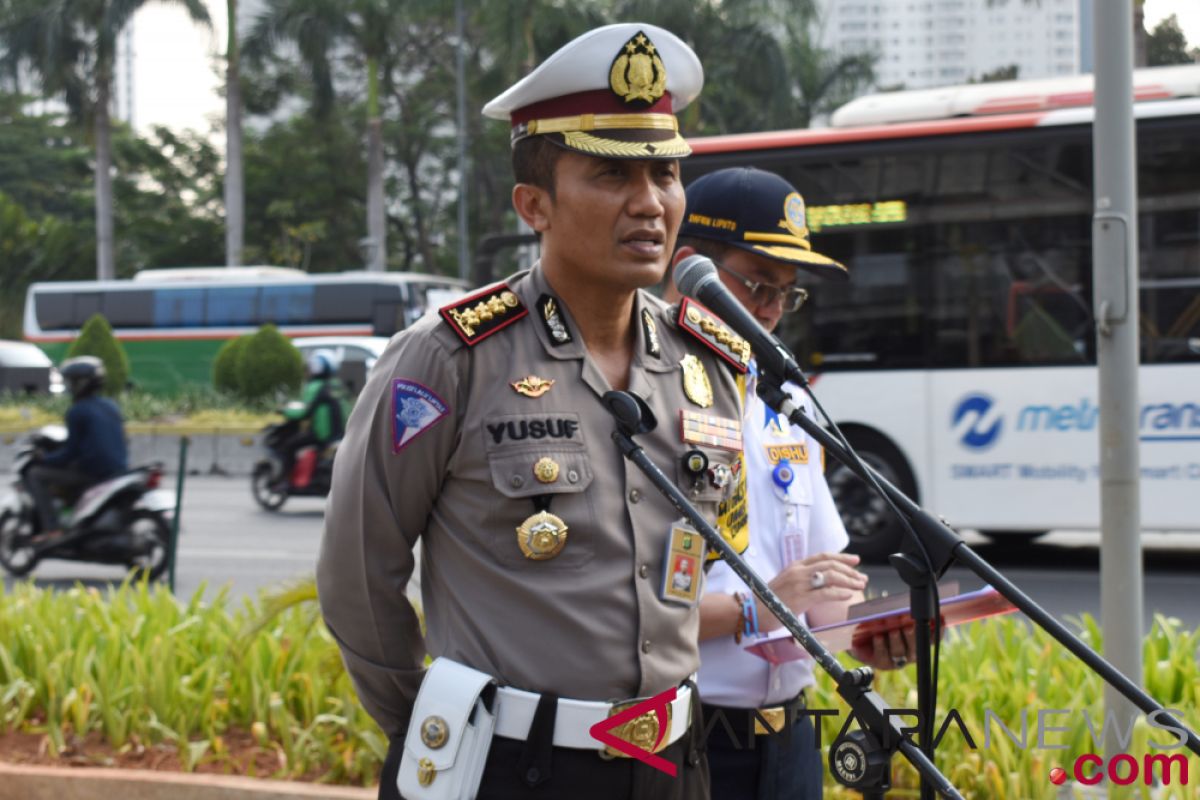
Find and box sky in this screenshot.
[130,0,1200,140]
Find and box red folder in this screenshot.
[743,585,1017,665]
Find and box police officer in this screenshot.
[666,168,915,800]
[318,24,751,800]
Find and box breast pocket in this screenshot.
[482,414,596,569]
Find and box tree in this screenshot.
[1,0,212,281]
[225,0,244,266]
[65,313,130,395]
[236,324,303,400]
[1147,14,1196,66]
[245,0,410,272]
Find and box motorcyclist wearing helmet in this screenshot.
[276,351,349,488]
[25,356,129,540]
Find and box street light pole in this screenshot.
[1092,0,1143,763]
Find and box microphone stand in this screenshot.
[603,391,964,800]
[752,376,1200,768]
[759,371,941,800]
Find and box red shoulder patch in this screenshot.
[439,283,528,346]
[676,297,750,374]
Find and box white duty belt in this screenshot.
[492,684,693,756]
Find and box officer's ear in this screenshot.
[512,183,552,233]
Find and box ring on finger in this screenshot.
[809,571,826,590]
[892,655,908,668]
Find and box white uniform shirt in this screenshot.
[697,367,849,708]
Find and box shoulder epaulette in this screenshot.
[439,282,528,346]
[675,297,750,374]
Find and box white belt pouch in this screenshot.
[398,657,497,800]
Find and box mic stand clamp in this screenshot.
[603,391,964,800]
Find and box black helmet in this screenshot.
[59,356,106,398]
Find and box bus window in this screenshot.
[1140,208,1200,363]
[207,286,259,326]
[102,290,154,327]
[313,283,389,324]
[154,288,205,327]
[261,285,314,323]
[75,293,102,326]
[34,293,74,330]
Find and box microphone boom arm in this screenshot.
[605,394,964,799]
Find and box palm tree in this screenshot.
[2,0,211,281]
[225,0,244,266]
[245,0,404,272]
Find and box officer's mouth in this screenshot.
[619,229,666,258]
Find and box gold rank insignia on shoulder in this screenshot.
[609,30,667,108]
[439,283,527,346]
[675,297,751,374]
[642,308,661,357]
[517,510,569,560]
[679,354,713,408]
[511,375,555,398]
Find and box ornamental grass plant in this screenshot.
[1,580,1197,796]
[0,580,385,784]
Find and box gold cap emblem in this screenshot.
[680,354,713,408]
[609,31,667,108]
[511,375,555,398]
[517,510,569,560]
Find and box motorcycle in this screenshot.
[250,404,339,511]
[0,426,176,580]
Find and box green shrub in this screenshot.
[65,313,131,396]
[212,335,251,394]
[235,324,303,401]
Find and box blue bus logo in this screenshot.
[953,394,1003,450]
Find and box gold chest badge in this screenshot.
[511,375,555,398]
[679,354,713,408]
[517,510,569,560]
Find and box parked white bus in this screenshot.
[684,65,1200,558]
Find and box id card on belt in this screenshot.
[661,521,705,606]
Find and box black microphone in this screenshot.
[601,390,658,435]
[673,254,809,387]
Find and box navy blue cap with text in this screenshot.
[681,167,848,281]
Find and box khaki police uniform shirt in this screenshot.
[317,265,745,737]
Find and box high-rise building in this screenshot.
[819,0,1080,89]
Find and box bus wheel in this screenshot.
[826,429,918,563]
[979,530,1048,547]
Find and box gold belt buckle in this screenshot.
[753,706,786,736]
[600,698,674,759]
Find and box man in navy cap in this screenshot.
[667,167,915,799]
[320,23,752,800]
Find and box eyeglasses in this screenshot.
[714,260,810,313]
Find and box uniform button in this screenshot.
[629,489,641,503]
[639,564,649,579]
[567,469,580,484]
[642,640,652,654]
[510,475,524,489]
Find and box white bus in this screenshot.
[24,268,469,393]
[684,65,1200,559]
